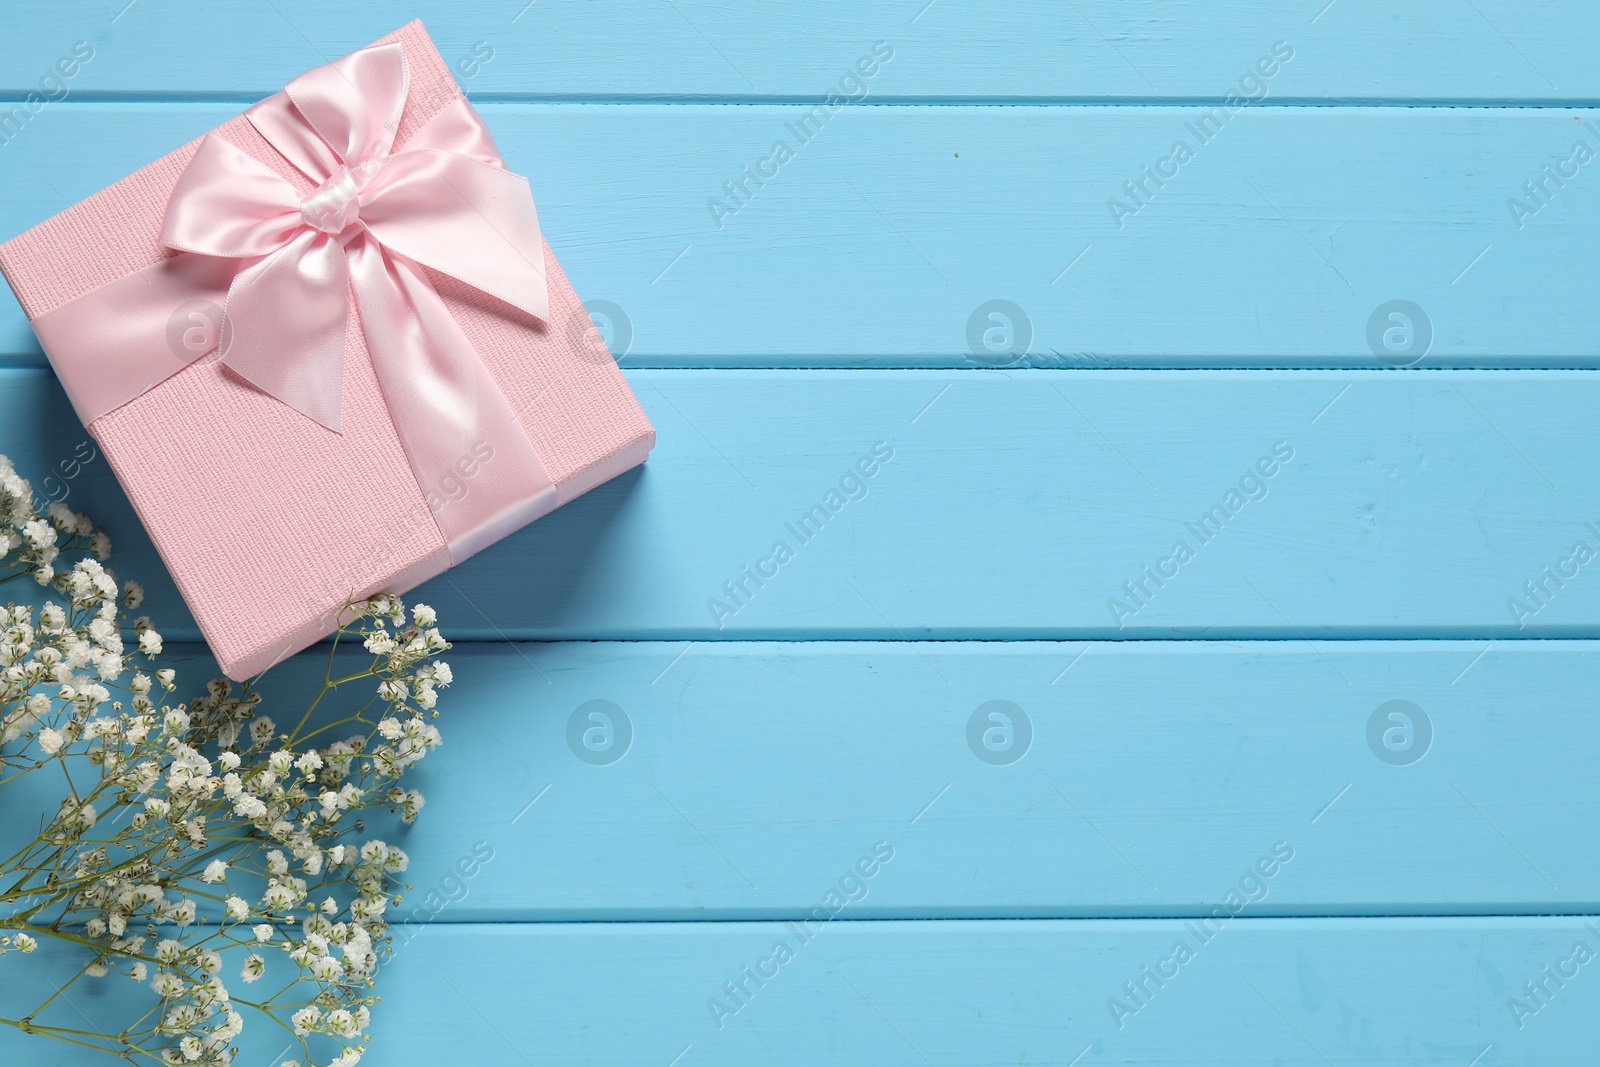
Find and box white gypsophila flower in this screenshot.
[248,715,276,746]
[37,726,63,755]
[233,794,267,819]
[88,616,115,647]
[22,518,55,550]
[13,933,37,953]
[309,955,344,982]
[0,485,451,1064]
[399,788,426,824]
[150,972,184,998]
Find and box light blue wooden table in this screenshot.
[3,2,1599,1063]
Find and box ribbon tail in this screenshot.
[346,239,558,562]
[219,230,351,432]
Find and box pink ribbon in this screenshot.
[31,42,560,562]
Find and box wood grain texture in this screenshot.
[4,639,1570,921]
[3,918,1596,1064]
[3,6,1598,1066]
[3,105,1599,368]
[4,367,1598,642]
[1,1,1595,101]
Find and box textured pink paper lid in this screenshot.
[0,21,654,679]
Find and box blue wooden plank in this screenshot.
[4,638,1575,921]
[3,367,1599,642]
[1,6,1595,1064]
[4,104,1597,368]
[2,918,1595,1064]
[1,1,1595,101]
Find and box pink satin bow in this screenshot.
[31,42,564,562]
[162,41,547,433]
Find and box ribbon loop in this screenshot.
[158,136,303,258]
[280,41,409,172]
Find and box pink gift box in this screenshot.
[0,21,654,680]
